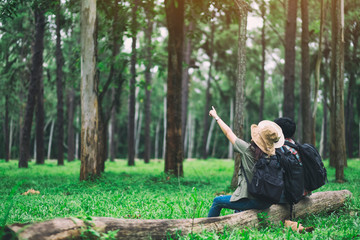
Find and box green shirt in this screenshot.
[230,138,256,202]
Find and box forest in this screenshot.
[0,0,359,178]
[0,0,360,239]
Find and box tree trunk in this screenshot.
[301,0,311,144]
[162,85,167,160]
[56,0,64,165]
[228,97,234,159]
[19,7,45,168]
[201,21,214,160]
[36,62,45,164]
[231,1,248,189]
[47,120,55,160]
[135,111,142,158]
[154,118,160,160]
[310,0,326,146]
[67,88,75,162]
[9,118,14,160]
[259,1,266,122]
[283,0,298,120]
[144,1,154,164]
[5,190,352,240]
[206,118,216,155]
[164,0,184,176]
[344,19,359,159]
[109,88,116,162]
[128,0,138,166]
[182,19,194,154]
[4,94,10,162]
[330,0,346,181]
[80,0,101,180]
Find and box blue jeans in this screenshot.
[207,195,272,217]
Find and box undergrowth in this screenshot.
[0,158,359,239]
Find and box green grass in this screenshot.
[0,158,359,239]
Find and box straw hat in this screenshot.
[251,120,285,156]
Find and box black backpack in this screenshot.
[276,146,304,205]
[285,142,327,191]
[241,154,284,203]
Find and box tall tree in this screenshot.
[300,0,311,144]
[144,0,154,164]
[55,0,64,165]
[259,0,266,122]
[231,0,249,189]
[330,0,346,182]
[19,5,46,168]
[80,0,101,180]
[344,4,360,159]
[4,94,10,162]
[67,88,76,162]
[128,0,138,166]
[164,0,184,176]
[311,0,326,146]
[283,0,298,120]
[201,16,215,159]
[181,4,195,156]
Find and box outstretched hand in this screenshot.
[209,106,218,119]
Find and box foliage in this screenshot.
[0,158,359,239]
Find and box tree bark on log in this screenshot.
[4,190,352,240]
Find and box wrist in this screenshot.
[215,116,220,121]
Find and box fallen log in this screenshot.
[4,190,352,240]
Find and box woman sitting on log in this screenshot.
[207,106,284,217]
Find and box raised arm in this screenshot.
[209,106,237,145]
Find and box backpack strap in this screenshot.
[240,161,250,186]
[290,204,294,220]
[283,141,299,150]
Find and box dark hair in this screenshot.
[273,117,296,138]
[250,141,264,161]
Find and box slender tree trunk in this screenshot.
[19,7,45,168]
[301,0,311,144]
[201,21,214,160]
[75,114,79,160]
[330,0,346,182]
[283,0,298,120]
[187,113,194,159]
[323,40,331,161]
[206,118,216,155]
[109,88,116,162]
[56,0,64,165]
[162,85,167,160]
[36,64,45,164]
[80,0,101,180]
[344,22,359,159]
[164,0,184,176]
[128,0,138,166]
[67,88,75,162]
[182,19,194,151]
[135,111,143,158]
[259,1,266,122]
[228,97,234,159]
[4,94,10,162]
[9,119,14,160]
[231,0,248,189]
[47,120,55,159]
[144,3,154,163]
[154,118,160,160]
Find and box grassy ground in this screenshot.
[0,158,359,239]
